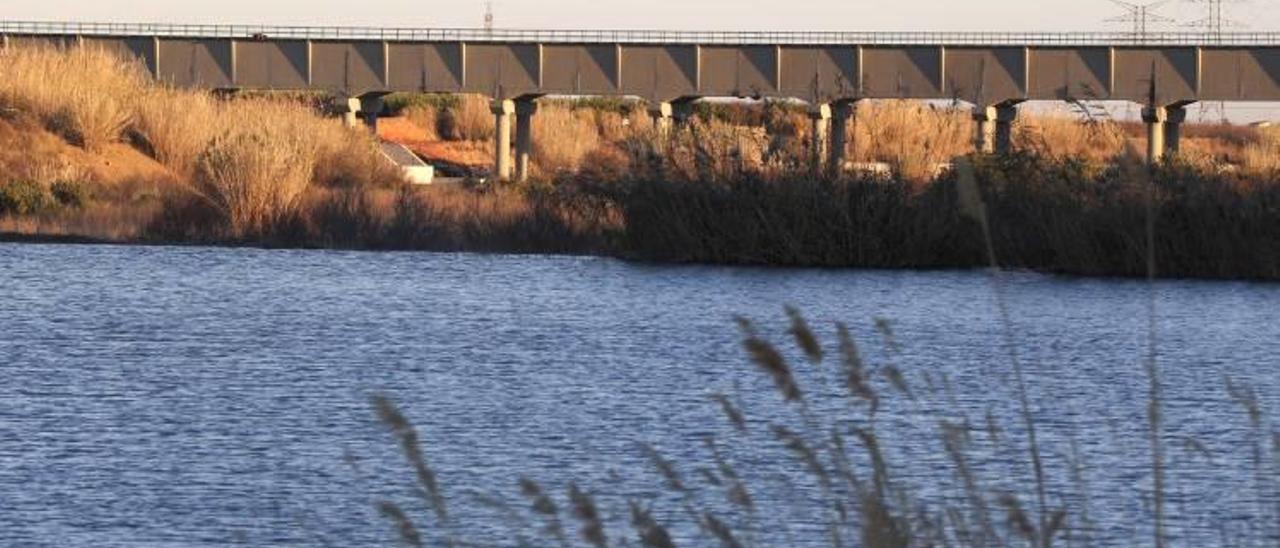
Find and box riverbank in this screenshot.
[6,152,1279,281]
[2,45,1278,280]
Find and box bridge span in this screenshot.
[6,21,1280,179]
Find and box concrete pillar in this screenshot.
[515,99,538,182]
[994,105,1018,154]
[358,94,386,134]
[810,104,832,178]
[973,106,997,154]
[492,99,515,181]
[1164,105,1187,156]
[340,97,362,129]
[1142,106,1168,164]
[830,101,857,176]
[649,102,674,138]
[973,105,1018,155]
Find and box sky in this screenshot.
[5,0,1280,33]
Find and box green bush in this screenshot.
[51,180,91,209]
[0,180,56,215]
[382,93,460,116]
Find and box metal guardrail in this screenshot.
[3,20,1280,46]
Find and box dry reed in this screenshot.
[190,101,323,238]
[0,44,148,151]
[532,104,602,173]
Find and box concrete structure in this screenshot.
[972,103,1021,155]
[514,99,538,182]
[10,22,1280,171]
[491,99,514,181]
[379,142,435,184]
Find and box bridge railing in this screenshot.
[4,20,1280,46]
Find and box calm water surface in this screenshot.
[0,244,1276,546]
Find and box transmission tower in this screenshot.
[1184,0,1248,38]
[484,2,495,33]
[1105,0,1176,41]
[1185,0,1249,122]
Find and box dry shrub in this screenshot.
[314,128,407,189]
[438,94,494,142]
[533,105,601,173]
[0,44,148,151]
[191,101,322,237]
[403,104,441,141]
[1015,114,1127,162]
[623,119,769,182]
[1241,126,1280,174]
[853,101,971,180]
[134,88,221,176]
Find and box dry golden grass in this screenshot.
[851,100,972,180]
[0,44,149,152]
[532,105,601,174]
[1015,114,1128,162]
[438,94,495,142]
[402,104,441,142]
[1240,126,1280,174]
[133,88,221,177]
[190,100,326,237]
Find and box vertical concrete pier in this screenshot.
[358,93,386,134]
[973,106,997,154]
[1165,105,1188,156]
[973,104,1018,155]
[829,101,858,176]
[515,99,538,182]
[1141,106,1172,163]
[492,99,515,181]
[810,103,832,177]
[339,97,362,129]
[994,104,1018,154]
[649,102,674,137]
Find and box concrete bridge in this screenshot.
[6,21,1280,179]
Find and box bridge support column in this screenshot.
[649,102,674,138]
[973,107,997,154]
[338,97,362,129]
[1142,106,1169,164]
[492,99,515,181]
[994,104,1018,154]
[1164,105,1188,157]
[829,101,858,176]
[973,104,1018,155]
[515,99,538,182]
[810,104,831,178]
[358,93,386,134]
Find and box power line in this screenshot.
[1104,0,1176,41]
[1184,0,1251,122]
[1183,0,1249,41]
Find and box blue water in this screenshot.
[0,243,1276,546]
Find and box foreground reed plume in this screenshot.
[366,306,1277,546]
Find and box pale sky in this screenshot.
[4,0,1279,32]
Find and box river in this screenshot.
[1,243,1276,546]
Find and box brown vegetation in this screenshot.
[1,45,1277,280]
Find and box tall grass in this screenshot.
[533,105,603,174]
[596,152,1280,279]
[133,88,222,177]
[0,44,149,151]
[190,101,322,238]
[438,94,495,142]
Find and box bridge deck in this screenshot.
[5,21,1280,104]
